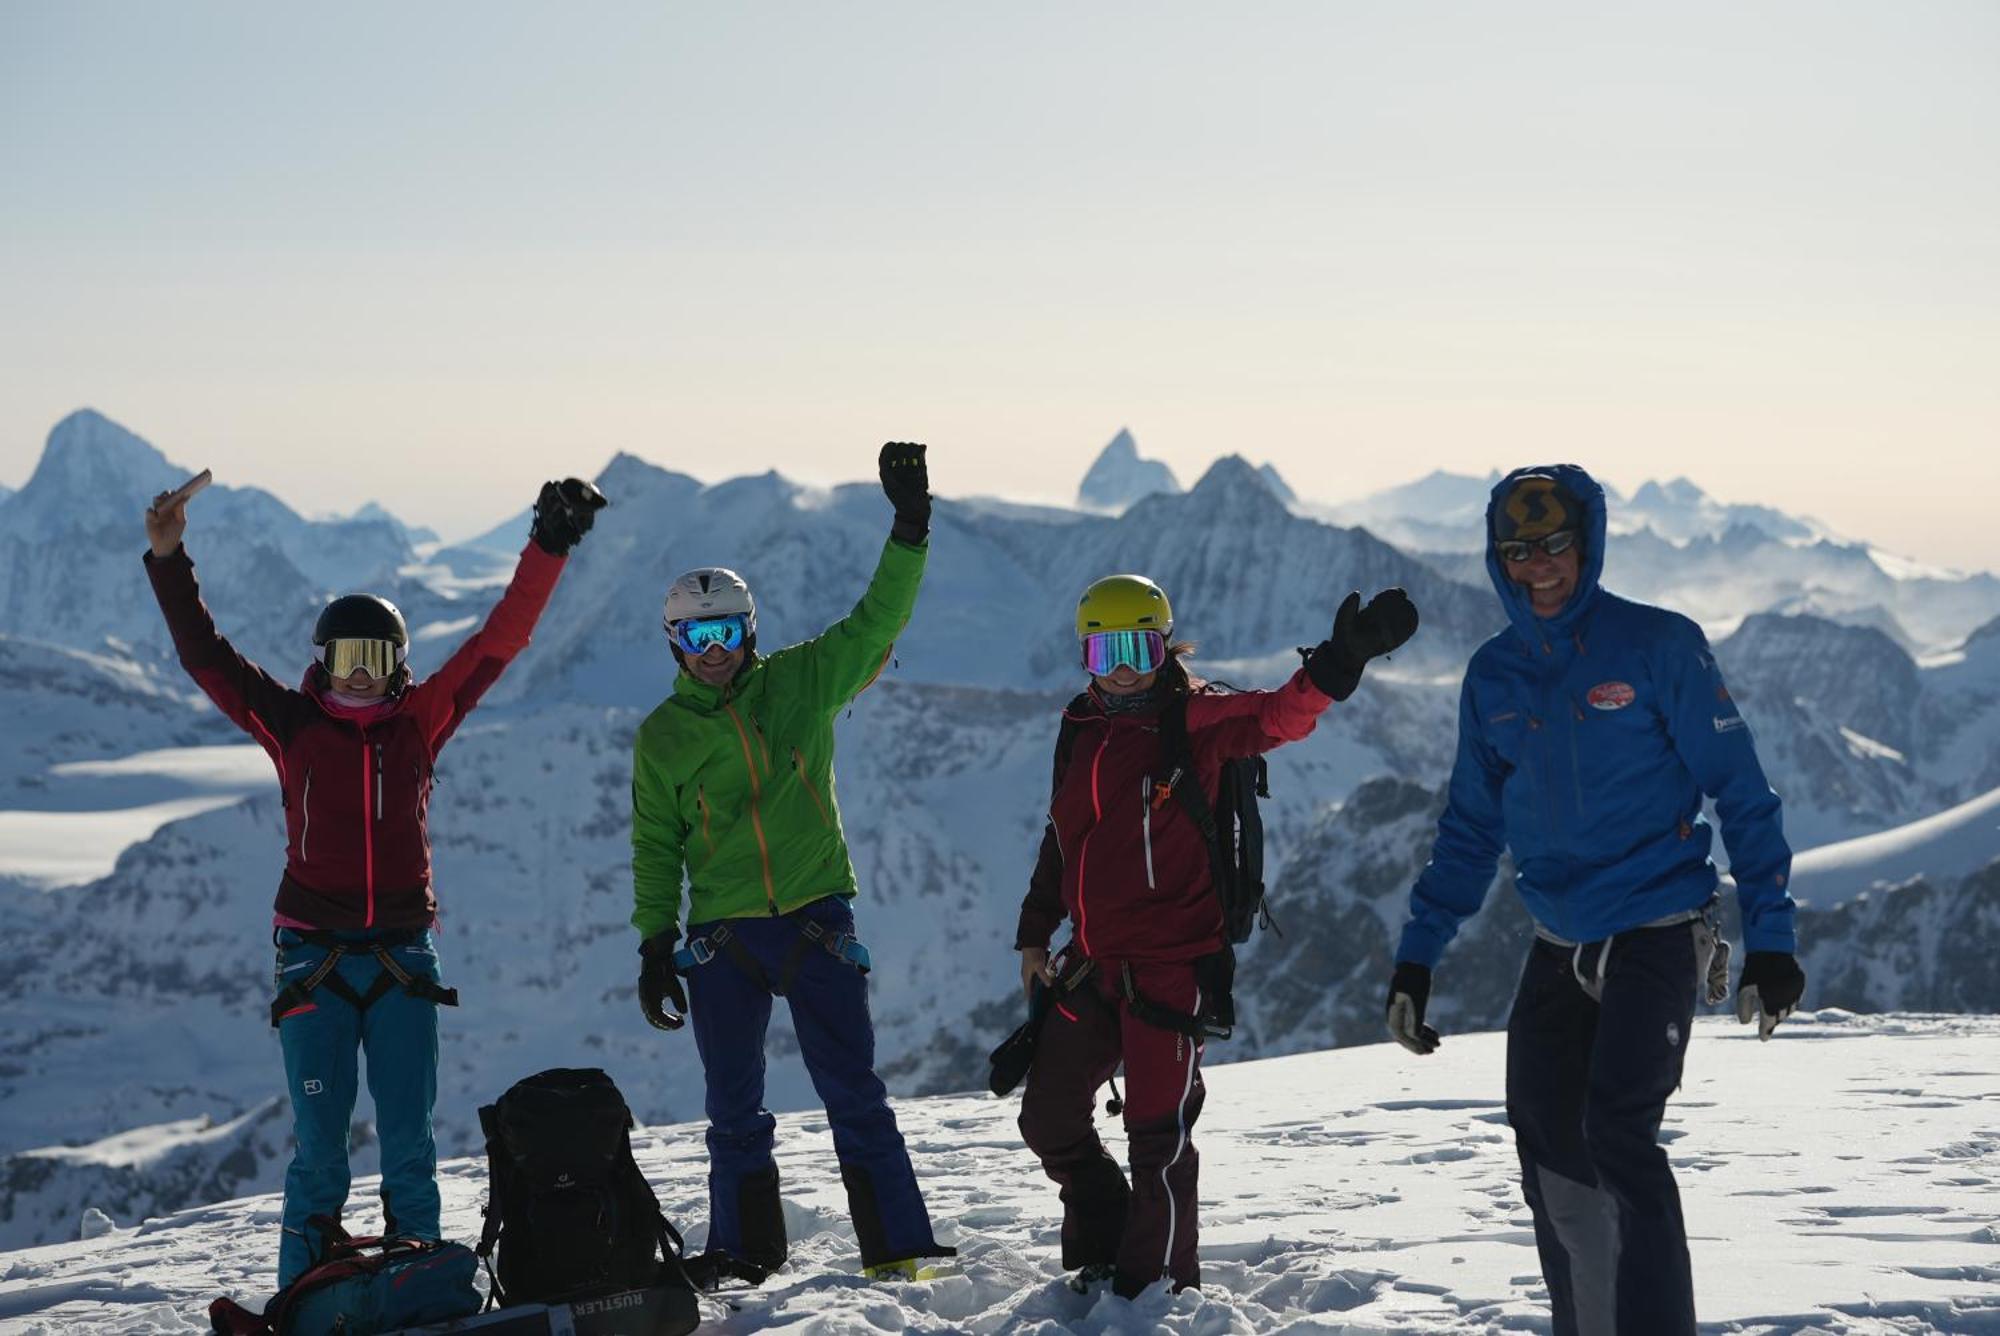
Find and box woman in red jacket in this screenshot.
[1013,573,1417,1299]
[142,469,603,1286]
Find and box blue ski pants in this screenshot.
[683,896,939,1269]
[1506,922,1701,1336]
[273,929,443,1286]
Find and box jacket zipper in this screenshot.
[1140,774,1156,890]
[360,733,376,928]
[696,787,716,859]
[1074,731,1111,956]
[722,703,778,911]
[793,749,833,828]
[300,767,312,863]
[1568,699,1587,817]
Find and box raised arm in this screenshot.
[1190,586,1420,760]
[770,444,929,711]
[402,478,605,750]
[141,473,301,761]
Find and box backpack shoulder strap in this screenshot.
[1158,692,1217,842]
[1049,692,1093,797]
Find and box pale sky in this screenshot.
[4,3,1996,569]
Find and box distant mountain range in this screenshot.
[0,407,1994,1251]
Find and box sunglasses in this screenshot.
[1496,529,1579,565]
[323,638,403,681]
[1082,629,1167,677]
[670,613,749,656]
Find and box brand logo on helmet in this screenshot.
[1588,681,1635,711]
[1502,477,1571,540]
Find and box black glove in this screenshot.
[879,442,930,545]
[1307,587,1420,701]
[529,477,609,557]
[1735,951,1805,1040]
[638,932,687,1032]
[1385,961,1441,1055]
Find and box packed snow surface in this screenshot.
[3,1012,1997,1333]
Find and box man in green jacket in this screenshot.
[631,442,951,1286]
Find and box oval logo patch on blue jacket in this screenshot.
[1588,681,1636,711]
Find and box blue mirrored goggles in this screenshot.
[1082,629,1167,676]
[669,613,748,656]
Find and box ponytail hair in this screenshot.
[1160,640,1203,696]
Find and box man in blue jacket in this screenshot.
[1386,465,1806,1336]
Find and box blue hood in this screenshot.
[1484,463,1608,647]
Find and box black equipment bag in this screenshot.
[1156,689,1272,948]
[476,1068,691,1307]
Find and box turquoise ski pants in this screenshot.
[273,929,443,1286]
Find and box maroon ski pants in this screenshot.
[1017,958,1206,1298]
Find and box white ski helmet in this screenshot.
[662,567,757,644]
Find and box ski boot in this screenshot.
[1066,1262,1117,1294]
[862,1249,959,1282]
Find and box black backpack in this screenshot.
[1051,683,1273,1038]
[476,1068,690,1306]
[1155,688,1272,948]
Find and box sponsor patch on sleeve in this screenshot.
[1713,715,1747,734]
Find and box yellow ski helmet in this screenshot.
[1075,574,1173,639]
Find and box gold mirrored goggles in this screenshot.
[322,637,404,680]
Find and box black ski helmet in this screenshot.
[313,594,409,649]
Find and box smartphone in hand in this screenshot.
[163,469,213,508]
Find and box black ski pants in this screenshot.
[1506,922,1700,1336]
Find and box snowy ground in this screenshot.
[3,1012,1998,1334]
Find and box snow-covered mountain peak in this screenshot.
[1633,476,1705,507]
[9,410,187,536]
[1619,475,1826,547]
[703,468,805,516]
[1357,468,1500,518]
[31,409,172,482]
[1075,428,1180,512]
[1162,454,1292,530]
[351,501,438,547]
[1187,453,1275,498]
[589,451,704,513]
[1256,462,1297,505]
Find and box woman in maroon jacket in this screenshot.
[1014,573,1417,1299]
[142,469,603,1285]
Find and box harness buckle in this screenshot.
[827,932,872,974]
[798,918,871,973]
